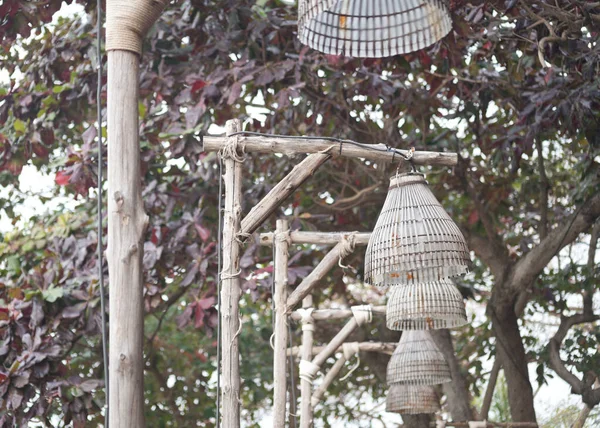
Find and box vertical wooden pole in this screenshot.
[107,50,148,428]
[300,295,314,428]
[221,119,243,428]
[273,219,290,427]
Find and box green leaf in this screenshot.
[13,119,26,134]
[52,84,67,94]
[42,286,64,303]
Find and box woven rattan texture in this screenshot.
[387,330,451,386]
[385,384,440,414]
[297,0,452,57]
[365,173,470,286]
[386,278,467,330]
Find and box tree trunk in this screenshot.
[402,414,432,428]
[490,298,537,423]
[431,330,474,421]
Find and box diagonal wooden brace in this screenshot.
[240,153,331,236]
[286,241,348,310]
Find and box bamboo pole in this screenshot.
[221,119,243,428]
[107,50,149,428]
[287,242,350,310]
[203,135,458,166]
[241,155,330,236]
[260,231,371,246]
[273,220,290,427]
[299,296,314,428]
[290,306,386,321]
[311,354,348,407]
[288,342,397,357]
[312,319,358,368]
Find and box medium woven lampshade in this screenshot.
[387,330,451,386]
[364,172,470,286]
[297,0,452,58]
[386,278,467,330]
[386,384,440,414]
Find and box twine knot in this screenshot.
[351,305,372,327]
[338,232,357,268]
[299,359,320,385]
[219,133,246,163]
[297,308,315,332]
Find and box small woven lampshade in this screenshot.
[387,330,451,386]
[386,278,467,330]
[386,384,440,414]
[297,0,452,58]
[364,172,470,286]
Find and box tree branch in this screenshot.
[547,312,600,404]
[511,191,600,292]
[535,139,549,240]
[462,229,511,280]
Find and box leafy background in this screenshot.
[0,0,599,427]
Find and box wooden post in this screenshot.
[107,50,149,428]
[273,219,290,427]
[221,119,243,428]
[299,296,314,428]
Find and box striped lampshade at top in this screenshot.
[297,0,452,58]
[386,278,467,331]
[386,384,440,414]
[387,330,451,386]
[364,172,471,286]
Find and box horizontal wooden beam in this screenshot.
[290,306,386,321]
[203,135,457,166]
[288,342,397,357]
[260,231,371,246]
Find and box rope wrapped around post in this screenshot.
[299,360,320,385]
[351,305,373,327]
[219,131,246,164]
[106,0,169,54]
[297,308,315,332]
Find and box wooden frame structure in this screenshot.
[204,119,458,428]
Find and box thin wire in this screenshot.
[216,156,224,428]
[226,131,413,162]
[95,2,109,426]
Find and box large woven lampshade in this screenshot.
[386,278,467,330]
[386,384,440,414]
[387,330,451,386]
[365,172,470,286]
[297,0,452,58]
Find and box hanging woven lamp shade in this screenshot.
[386,278,467,330]
[297,0,452,58]
[386,384,440,414]
[364,172,470,286]
[387,330,451,386]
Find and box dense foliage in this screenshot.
[1,0,599,426]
